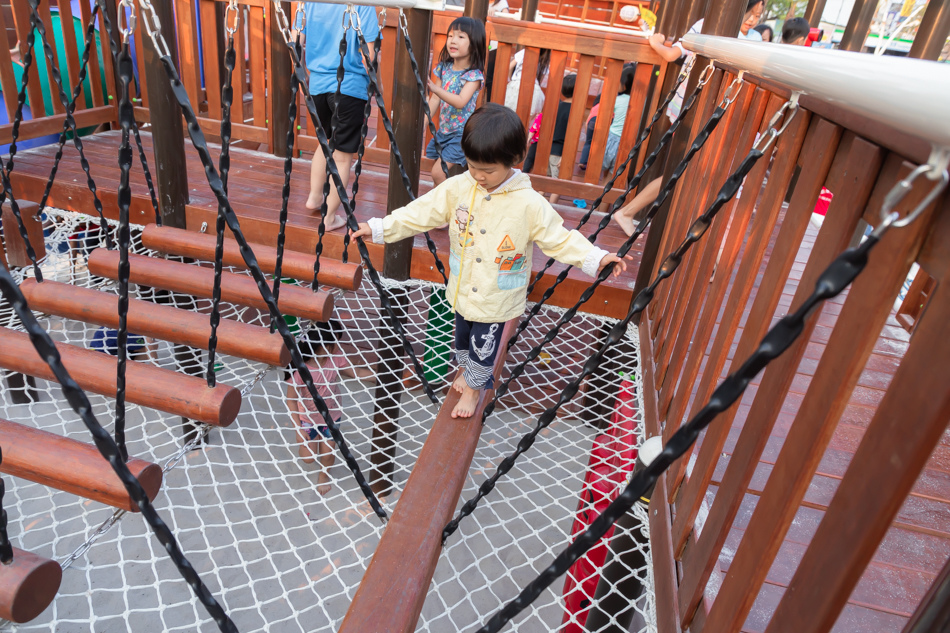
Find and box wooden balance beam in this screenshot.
[338,318,519,633]
[87,250,334,323]
[0,418,162,511]
[0,329,241,427]
[141,224,363,291]
[0,547,62,623]
[20,279,291,367]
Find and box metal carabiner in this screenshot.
[696,61,716,88]
[721,71,745,106]
[753,92,800,153]
[225,0,240,37]
[293,3,306,32]
[878,162,949,231]
[271,1,294,45]
[341,4,353,32]
[398,7,410,36]
[137,0,171,58]
[117,0,136,44]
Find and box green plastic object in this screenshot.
[9,12,108,124]
[280,278,301,335]
[423,288,453,383]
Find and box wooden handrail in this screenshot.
[338,318,519,633]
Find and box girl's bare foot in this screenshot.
[614,212,637,237]
[452,372,467,394]
[317,471,331,495]
[451,384,480,418]
[323,214,347,232]
[305,193,323,211]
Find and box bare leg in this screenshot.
[451,383,481,419]
[549,193,561,205]
[316,439,336,495]
[297,428,316,464]
[431,160,451,186]
[308,149,355,232]
[614,177,662,236]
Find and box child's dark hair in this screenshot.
[536,49,552,84]
[619,63,636,96]
[461,103,526,167]
[438,17,487,73]
[299,320,343,361]
[753,24,773,40]
[782,17,810,43]
[561,73,576,99]
[746,0,764,12]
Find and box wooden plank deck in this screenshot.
[650,209,950,632]
[7,130,642,320]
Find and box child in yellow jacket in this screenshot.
[353,104,628,418]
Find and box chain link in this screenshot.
[117,0,136,42]
[878,163,949,231]
[225,0,240,36]
[137,0,171,58]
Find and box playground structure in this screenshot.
[0,0,949,632]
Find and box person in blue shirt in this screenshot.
[303,3,380,231]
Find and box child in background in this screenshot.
[352,105,629,418]
[523,74,576,204]
[782,17,811,45]
[286,320,348,495]
[505,48,551,120]
[427,17,487,186]
[602,64,636,176]
[753,23,774,42]
[303,3,380,230]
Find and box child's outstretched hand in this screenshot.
[351,222,372,241]
[598,253,632,277]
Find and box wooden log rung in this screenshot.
[19,279,291,367]
[0,418,162,512]
[0,328,241,427]
[87,249,334,323]
[141,224,363,291]
[0,546,62,623]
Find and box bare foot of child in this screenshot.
[451,383,479,418]
[317,471,331,495]
[614,212,637,237]
[322,214,347,232]
[305,194,323,212]
[452,371,467,394]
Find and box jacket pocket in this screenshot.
[497,267,529,290]
[450,250,461,276]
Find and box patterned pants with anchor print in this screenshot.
[454,313,505,389]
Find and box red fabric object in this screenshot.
[560,378,638,631]
[814,186,833,216]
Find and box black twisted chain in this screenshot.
[28,0,111,248]
[0,263,238,632]
[97,3,158,226]
[351,21,448,285]
[342,31,381,265]
[0,18,44,280]
[0,448,12,565]
[207,32,237,387]
[524,69,689,297]
[443,95,738,540]
[151,46,389,519]
[285,38,439,405]
[508,73,704,358]
[113,43,136,464]
[473,168,890,633]
[272,36,301,331]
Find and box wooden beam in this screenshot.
[0,417,162,511]
[141,224,362,291]
[0,546,61,624]
[19,279,290,367]
[87,249,334,322]
[339,319,519,633]
[0,328,241,427]
[0,201,45,268]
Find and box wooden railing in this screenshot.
[0,0,115,145]
[640,61,950,632]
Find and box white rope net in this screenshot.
[0,209,654,633]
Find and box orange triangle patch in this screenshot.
[497,235,515,252]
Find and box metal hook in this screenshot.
[722,71,745,105]
[293,3,306,32]
[272,1,293,45]
[878,163,949,231]
[225,0,240,37]
[341,4,353,31]
[117,0,136,43]
[696,61,715,88]
[137,0,171,58]
[753,92,800,153]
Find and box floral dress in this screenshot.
[434,62,484,135]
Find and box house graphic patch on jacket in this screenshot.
[367,171,609,323]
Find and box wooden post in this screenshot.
[464,0,490,21]
[632,0,742,304]
[908,0,950,61]
[269,1,292,156]
[904,555,950,633]
[802,0,827,30]
[140,0,188,227]
[370,7,431,497]
[838,0,876,52]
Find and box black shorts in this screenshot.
[311,92,368,154]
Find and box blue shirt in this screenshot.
[305,4,380,100]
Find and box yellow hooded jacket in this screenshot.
[367,171,608,323]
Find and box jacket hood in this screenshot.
[462,169,534,196]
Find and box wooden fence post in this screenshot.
[908,0,950,61]
[838,0,877,52]
[269,1,292,156]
